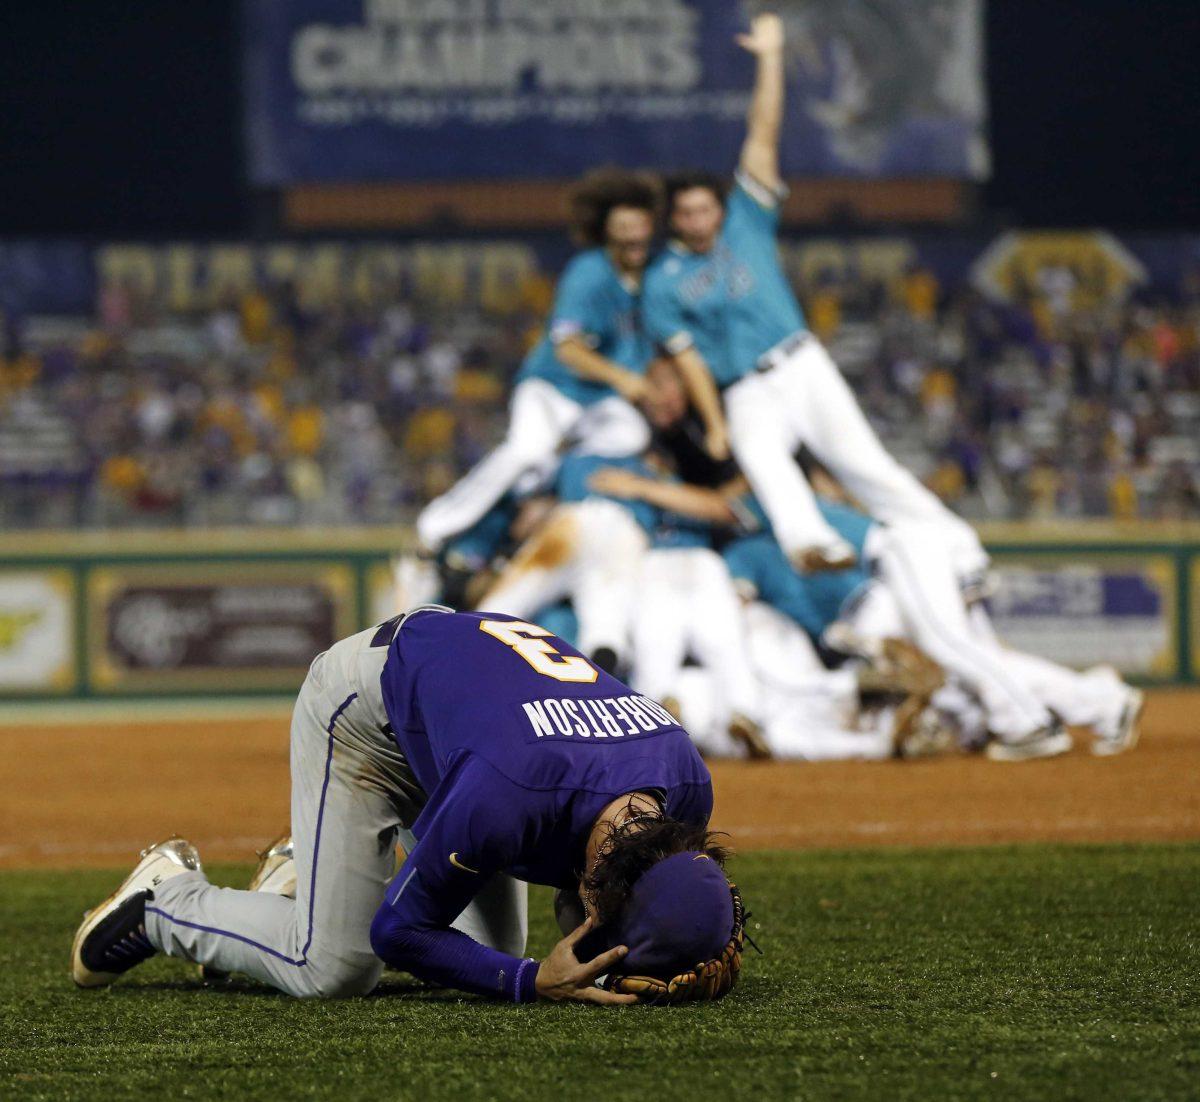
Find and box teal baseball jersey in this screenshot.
[517,248,650,406]
[814,499,874,560]
[652,506,714,551]
[722,533,870,641]
[442,494,516,571]
[643,173,806,388]
[555,453,659,536]
[721,497,875,640]
[730,490,874,559]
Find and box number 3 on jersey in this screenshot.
[478,619,598,683]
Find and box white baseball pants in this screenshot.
[145,623,528,997]
[965,604,1131,736]
[417,378,649,550]
[724,334,962,559]
[854,523,1052,740]
[672,600,897,763]
[630,547,760,731]
[743,600,895,760]
[844,527,1134,742]
[479,500,648,659]
[672,600,892,761]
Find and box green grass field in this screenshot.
[2,845,1197,1102]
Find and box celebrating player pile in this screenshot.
[400,11,1141,765]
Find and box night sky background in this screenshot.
[0,0,1197,236]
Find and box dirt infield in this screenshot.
[2,690,1197,869]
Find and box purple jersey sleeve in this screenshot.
[369,755,546,1003]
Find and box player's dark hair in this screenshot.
[663,170,728,213]
[584,809,731,925]
[568,168,663,247]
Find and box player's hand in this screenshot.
[704,425,731,461]
[589,467,644,500]
[536,916,637,1006]
[736,12,785,56]
[618,373,651,404]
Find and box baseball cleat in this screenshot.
[247,832,297,897]
[1092,686,1144,757]
[790,538,857,574]
[199,832,295,985]
[71,836,201,988]
[985,721,1073,762]
[729,713,773,760]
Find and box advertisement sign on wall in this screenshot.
[87,563,356,693]
[989,556,1177,679]
[0,570,76,693]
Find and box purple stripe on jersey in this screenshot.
[148,691,359,969]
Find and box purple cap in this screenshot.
[606,851,733,978]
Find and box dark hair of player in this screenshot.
[568,168,663,247]
[663,170,728,213]
[584,809,731,925]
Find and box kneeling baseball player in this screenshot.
[72,607,747,1006]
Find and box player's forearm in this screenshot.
[370,909,540,1003]
[626,477,737,525]
[674,349,728,448]
[739,24,785,189]
[746,47,785,153]
[556,338,644,398]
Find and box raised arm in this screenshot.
[736,12,786,193]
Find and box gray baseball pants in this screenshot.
[143,623,529,997]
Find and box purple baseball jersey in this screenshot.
[370,607,713,1002]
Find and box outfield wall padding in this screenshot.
[1,522,1197,700]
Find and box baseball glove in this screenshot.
[602,882,750,1005]
[857,637,944,699]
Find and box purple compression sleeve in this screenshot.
[370,757,545,1002]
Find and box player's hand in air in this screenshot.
[535,916,637,1005]
[588,467,646,500]
[735,11,785,56]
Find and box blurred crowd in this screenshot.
[1,256,1198,529]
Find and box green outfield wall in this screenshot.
[1,522,1197,700]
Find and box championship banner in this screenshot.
[988,555,1178,680]
[87,563,356,693]
[0,570,76,694]
[243,0,988,184]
